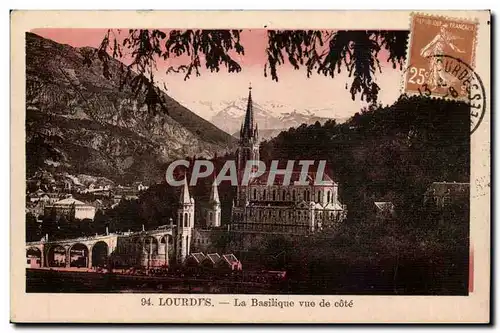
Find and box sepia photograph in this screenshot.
[11,10,491,323]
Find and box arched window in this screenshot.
[283,190,286,200]
[263,189,267,200]
[209,211,213,222]
[253,188,257,200]
[184,212,188,227]
[292,190,296,201]
[327,191,331,203]
[272,190,276,201]
[317,191,321,202]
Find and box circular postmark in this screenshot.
[404,54,486,134]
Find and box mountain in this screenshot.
[25,32,237,185]
[210,98,278,134]
[210,98,335,140]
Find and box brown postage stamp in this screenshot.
[404,13,479,100]
[10,10,491,324]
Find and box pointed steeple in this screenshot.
[241,84,255,140]
[179,177,191,204]
[239,123,244,139]
[210,179,220,203]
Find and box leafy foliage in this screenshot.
[265,30,407,103]
[260,95,470,214]
[255,95,470,294]
[85,29,244,115]
[26,213,41,242]
[252,199,469,295]
[94,29,409,105]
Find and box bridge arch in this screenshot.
[46,244,67,267]
[159,234,174,265]
[91,241,109,268]
[69,243,90,268]
[160,234,173,245]
[26,247,42,268]
[144,236,158,255]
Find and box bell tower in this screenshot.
[237,84,260,204]
[206,179,221,228]
[176,177,194,263]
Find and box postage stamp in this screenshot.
[404,13,486,133]
[404,13,479,99]
[10,10,491,324]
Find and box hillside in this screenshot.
[92,95,470,294]
[25,32,236,184]
[257,95,471,294]
[261,95,470,210]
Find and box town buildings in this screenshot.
[424,182,470,208]
[25,87,351,270]
[43,196,97,220]
[374,201,395,218]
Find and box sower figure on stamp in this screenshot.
[420,23,466,90]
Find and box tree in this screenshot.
[56,215,71,239]
[87,29,408,112]
[210,231,231,252]
[92,209,108,235]
[41,207,58,240]
[26,213,41,242]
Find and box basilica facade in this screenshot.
[230,87,347,234]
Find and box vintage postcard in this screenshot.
[10,10,491,323]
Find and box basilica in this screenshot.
[176,86,348,258]
[230,87,347,234]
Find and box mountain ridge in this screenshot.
[208,98,336,139]
[25,32,236,184]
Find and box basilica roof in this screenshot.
[248,171,335,186]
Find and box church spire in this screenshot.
[179,177,191,204]
[241,84,255,140]
[210,178,220,203]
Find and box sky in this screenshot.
[32,28,404,120]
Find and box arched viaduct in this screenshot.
[26,228,175,270]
